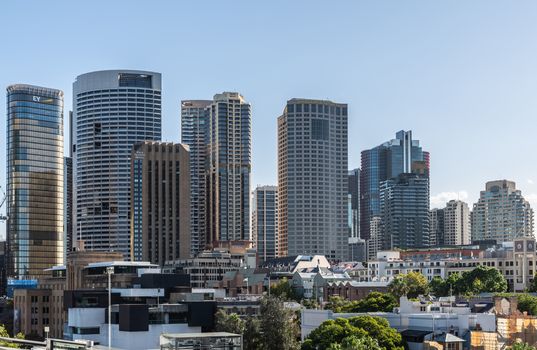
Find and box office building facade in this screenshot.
[73,70,162,257]
[348,168,360,238]
[380,173,431,249]
[206,92,251,245]
[360,130,428,241]
[180,100,211,256]
[252,185,278,261]
[64,156,73,260]
[130,142,190,265]
[472,180,534,243]
[6,85,64,278]
[278,99,348,260]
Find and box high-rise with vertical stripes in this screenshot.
[6,84,64,278]
[206,92,251,245]
[73,70,162,257]
[181,100,211,255]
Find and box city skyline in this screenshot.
[2,1,537,238]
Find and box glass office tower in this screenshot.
[73,70,162,257]
[6,84,64,278]
[360,130,428,240]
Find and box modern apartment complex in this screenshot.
[443,200,471,245]
[380,173,431,249]
[360,130,429,241]
[252,185,278,261]
[6,84,64,279]
[180,100,211,256]
[72,70,162,257]
[130,142,191,264]
[278,99,348,260]
[472,180,534,243]
[206,92,251,245]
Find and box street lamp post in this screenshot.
[105,266,114,349]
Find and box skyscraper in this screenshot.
[206,92,251,245]
[360,130,428,240]
[252,186,278,261]
[472,180,534,243]
[278,99,348,260]
[181,100,211,256]
[64,156,73,260]
[430,208,444,246]
[6,85,64,278]
[130,142,190,265]
[348,169,360,238]
[380,173,431,249]
[443,200,471,246]
[73,70,162,257]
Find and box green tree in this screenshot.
[388,272,429,299]
[243,316,262,350]
[348,315,404,350]
[302,315,404,350]
[260,296,300,350]
[460,266,507,295]
[387,275,409,300]
[0,324,23,348]
[512,344,536,350]
[270,278,300,301]
[340,335,382,350]
[517,294,537,316]
[351,292,397,313]
[529,276,537,293]
[215,310,245,334]
[325,296,355,313]
[302,318,364,350]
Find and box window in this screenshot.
[311,119,329,140]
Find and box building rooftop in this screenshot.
[85,261,158,269]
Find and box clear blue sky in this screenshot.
[1,1,537,239]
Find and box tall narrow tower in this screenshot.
[7,84,64,278]
[181,100,211,255]
[206,92,251,245]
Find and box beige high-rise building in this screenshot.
[443,200,471,245]
[130,142,191,264]
[206,92,251,246]
[472,180,534,243]
[278,99,348,260]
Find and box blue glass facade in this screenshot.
[253,186,277,261]
[6,85,64,279]
[360,130,427,241]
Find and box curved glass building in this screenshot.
[6,84,64,279]
[73,70,161,257]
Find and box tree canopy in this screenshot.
[429,266,507,297]
[508,343,537,350]
[270,277,300,301]
[215,296,299,350]
[388,272,429,299]
[517,294,537,316]
[302,315,404,350]
[325,292,397,313]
